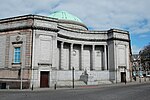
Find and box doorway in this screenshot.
[40,71,49,88]
[121,72,126,82]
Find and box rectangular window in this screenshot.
[14,47,21,63]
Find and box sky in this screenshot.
[0,0,150,54]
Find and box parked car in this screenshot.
[146,74,150,78]
[133,71,136,77]
[139,71,143,78]
[139,75,144,78]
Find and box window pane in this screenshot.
[14,47,21,63]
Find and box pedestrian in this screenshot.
[135,76,136,81]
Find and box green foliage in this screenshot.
[140,43,150,62]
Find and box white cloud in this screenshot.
[1,0,150,54]
[51,0,150,33]
[0,0,61,18]
[0,0,150,34]
[132,45,142,54]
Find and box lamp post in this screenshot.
[20,63,23,90]
[31,67,34,91]
[72,67,75,89]
[116,68,117,83]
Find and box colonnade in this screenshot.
[58,41,108,71]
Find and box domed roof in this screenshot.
[49,11,83,23]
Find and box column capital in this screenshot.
[70,43,74,47]
[81,44,84,46]
[61,41,64,45]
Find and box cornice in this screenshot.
[58,33,130,42]
[58,25,108,34]
[107,37,130,42]
[0,25,59,32]
[107,29,129,35]
[0,14,58,24]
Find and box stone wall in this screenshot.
[53,70,110,86]
[0,15,131,88]
[0,16,33,88]
[0,36,6,68]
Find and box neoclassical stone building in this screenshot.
[0,11,131,88]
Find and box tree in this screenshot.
[139,43,150,75]
[140,43,150,61]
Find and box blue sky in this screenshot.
[0,0,150,54]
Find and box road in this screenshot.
[0,83,150,100]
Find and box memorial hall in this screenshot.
[0,11,132,88]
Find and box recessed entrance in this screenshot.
[40,71,49,88]
[121,72,126,82]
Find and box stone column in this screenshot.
[60,42,64,70]
[104,45,107,70]
[81,44,84,70]
[70,43,73,70]
[92,45,95,70]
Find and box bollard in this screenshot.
[54,84,57,90]
[31,84,33,91]
[6,85,9,90]
[125,80,126,85]
[139,77,141,83]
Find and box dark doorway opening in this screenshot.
[40,71,49,88]
[121,72,126,82]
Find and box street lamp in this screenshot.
[72,67,75,88]
[20,63,23,89]
[116,68,117,83]
[31,67,34,90]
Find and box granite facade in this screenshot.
[0,15,131,88]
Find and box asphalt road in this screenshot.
[0,83,150,100]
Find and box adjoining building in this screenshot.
[132,53,150,78]
[132,54,141,77]
[0,11,132,89]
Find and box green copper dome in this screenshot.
[49,11,83,23]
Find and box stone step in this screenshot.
[56,81,87,86]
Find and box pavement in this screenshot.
[0,80,150,100]
[0,77,150,92]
